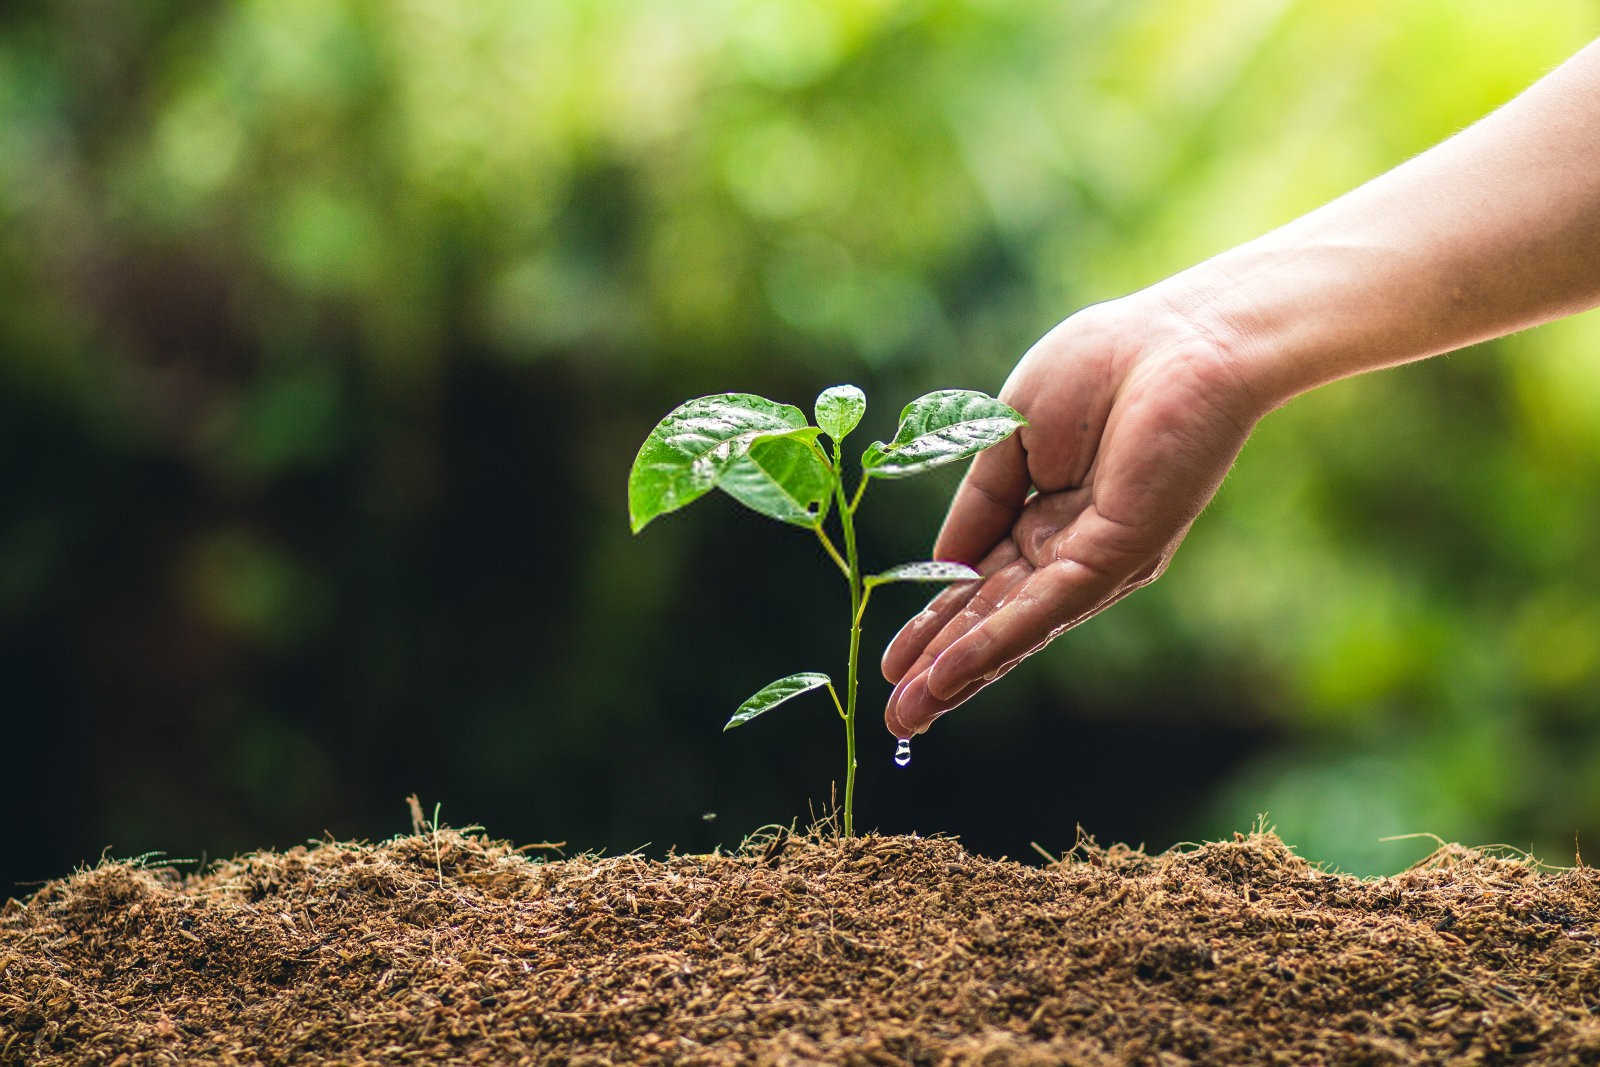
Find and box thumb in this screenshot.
[931,434,1030,566]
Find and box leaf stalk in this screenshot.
[813,525,850,579]
[849,476,868,513]
[825,681,845,721]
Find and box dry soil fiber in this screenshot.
[5,827,1600,1065]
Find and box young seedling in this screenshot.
[628,386,1025,836]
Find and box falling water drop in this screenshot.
[894,738,911,767]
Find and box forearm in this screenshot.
[1161,37,1600,412]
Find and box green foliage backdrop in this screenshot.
[2,0,1598,878]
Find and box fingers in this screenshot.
[885,654,1024,737]
[931,434,1030,568]
[887,504,1168,736]
[925,558,1124,701]
[880,540,1020,684]
[881,556,1033,734]
[881,581,976,685]
[887,553,1033,690]
[883,673,930,738]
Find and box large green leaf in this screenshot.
[724,672,833,731]
[814,384,866,442]
[865,561,981,588]
[628,394,810,532]
[861,389,1025,479]
[718,432,834,527]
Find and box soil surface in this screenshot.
[4,823,1600,1065]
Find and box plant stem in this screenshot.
[833,442,863,837]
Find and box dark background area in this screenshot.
[5,1,1600,892]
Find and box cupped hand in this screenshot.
[882,292,1263,738]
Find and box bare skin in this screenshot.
[883,38,1600,739]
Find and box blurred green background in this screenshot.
[4,0,1599,887]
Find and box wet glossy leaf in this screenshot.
[865,561,982,588]
[861,389,1025,479]
[629,394,810,532]
[724,672,833,731]
[719,432,834,527]
[814,385,866,442]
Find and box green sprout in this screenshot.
[628,386,1026,836]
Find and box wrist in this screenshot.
[1128,261,1287,424]
[1144,235,1428,415]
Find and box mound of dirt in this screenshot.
[4,825,1600,1065]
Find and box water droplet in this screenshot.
[894,738,911,767]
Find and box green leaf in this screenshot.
[628,394,810,532]
[865,561,982,588]
[724,672,833,731]
[718,431,834,527]
[814,385,866,442]
[861,389,1026,479]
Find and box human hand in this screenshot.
[882,35,1600,737]
[881,291,1262,737]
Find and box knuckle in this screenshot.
[955,604,989,630]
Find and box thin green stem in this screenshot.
[854,585,873,629]
[825,681,846,721]
[843,607,861,837]
[849,475,868,513]
[813,525,850,579]
[833,443,863,837]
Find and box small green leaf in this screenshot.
[629,394,810,532]
[865,561,982,588]
[724,672,833,731]
[861,389,1025,479]
[719,432,834,527]
[814,385,866,442]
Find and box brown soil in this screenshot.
[4,824,1600,1066]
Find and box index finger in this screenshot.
[931,433,1030,567]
